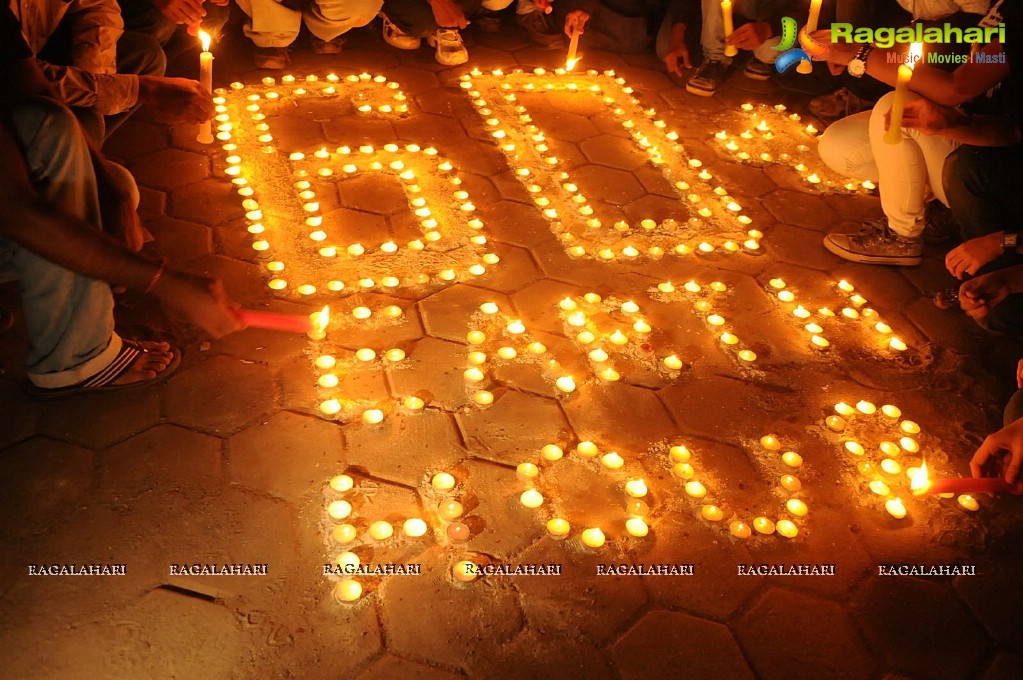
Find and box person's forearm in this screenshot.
[942,113,1022,147]
[3,198,161,291]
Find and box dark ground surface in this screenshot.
[1,14,1022,680]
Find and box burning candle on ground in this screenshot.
[234,309,313,334]
[196,30,214,143]
[885,42,924,144]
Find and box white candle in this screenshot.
[721,1,738,57]
[196,31,214,143]
[885,43,923,144]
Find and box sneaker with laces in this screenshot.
[311,35,344,54]
[686,61,728,97]
[382,13,421,50]
[744,57,773,80]
[516,10,564,47]
[254,46,290,70]
[823,220,923,266]
[427,28,468,66]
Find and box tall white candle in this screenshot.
[196,30,214,144]
[885,42,923,145]
[722,1,738,57]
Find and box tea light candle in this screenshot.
[576,441,599,457]
[760,435,782,451]
[738,349,757,362]
[730,520,751,539]
[327,500,352,520]
[520,488,544,508]
[452,560,477,582]
[845,441,866,456]
[781,452,803,468]
[957,494,979,511]
[900,437,920,453]
[625,479,648,498]
[780,475,801,491]
[547,518,571,538]
[701,505,724,521]
[856,400,877,414]
[869,480,890,496]
[670,445,691,462]
[785,499,808,516]
[834,402,856,416]
[438,500,464,520]
[334,579,363,602]
[753,517,775,535]
[826,416,847,432]
[663,354,684,370]
[332,524,357,544]
[673,463,695,480]
[474,391,494,406]
[601,452,625,469]
[541,444,564,461]
[880,459,902,475]
[432,472,456,491]
[900,420,921,435]
[581,527,606,548]
[776,519,798,538]
[625,517,649,537]
[516,462,539,480]
[362,409,385,425]
[330,475,354,492]
[369,521,394,540]
[685,481,707,498]
[881,404,902,418]
[556,376,577,393]
[403,518,429,537]
[880,441,901,456]
[885,497,907,519]
[447,522,470,541]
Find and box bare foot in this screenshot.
[110,341,174,386]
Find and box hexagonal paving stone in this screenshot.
[513,539,649,645]
[479,199,554,248]
[761,189,839,231]
[37,386,161,450]
[470,245,540,294]
[104,120,167,160]
[612,610,754,679]
[448,458,542,558]
[852,577,989,679]
[338,173,411,216]
[344,410,463,487]
[419,284,512,343]
[320,206,390,245]
[0,437,93,540]
[164,355,276,435]
[580,135,646,171]
[380,555,523,670]
[166,178,241,227]
[0,379,39,449]
[386,337,469,411]
[456,390,569,464]
[228,410,342,501]
[394,112,469,148]
[659,374,767,441]
[130,148,209,191]
[955,563,1023,653]
[97,424,222,500]
[562,383,677,450]
[567,165,647,205]
[736,588,877,680]
[472,631,614,680]
[358,655,463,680]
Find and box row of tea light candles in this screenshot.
[767,277,908,352]
[460,68,761,259]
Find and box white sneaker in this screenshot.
[382,13,421,50]
[427,28,468,66]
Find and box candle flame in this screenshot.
[566,57,581,72]
[314,305,330,331]
[906,42,923,70]
[199,29,211,52]
[909,460,930,494]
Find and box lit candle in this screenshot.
[196,30,214,143]
[547,518,571,538]
[752,516,775,535]
[780,475,801,491]
[925,477,1022,495]
[760,434,782,451]
[625,479,648,498]
[327,500,352,520]
[781,451,802,468]
[431,472,456,491]
[581,527,605,548]
[334,579,362,602]
[885,43,924,144]
[957,495,979,511]
[520,488,544,508]
[452,560,477,582]
[601,452,625,469]
[403,518,429,537]
[566,24,581,70]
[825,416,846,432]
[234,309,312,334]
[576,441,599,457]
[806,0,823,32]
[332,524,357,544]
[885,497,907,519]
[776,519,799,538]
[369,520,394,540]
[730,520,751,539]
[785,499,808,516]
[721,1,738,57]
[625,517,649,537]
[701,505,724,522]
[329,475,354,492]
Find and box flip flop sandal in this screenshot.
[25,339,182,400]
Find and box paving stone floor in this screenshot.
[1,17,1022,680]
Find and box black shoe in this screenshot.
[686,61,728,97]
[923,200,960,244]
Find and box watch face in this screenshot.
[848,59,865,77]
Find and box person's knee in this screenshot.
[317,0,384,25]
[481,0,514,11]
[11,96,79,140]
[943,145,988,198]
[118,32,167,78]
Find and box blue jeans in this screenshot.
[699,0,779,64]
[0,98,128,388]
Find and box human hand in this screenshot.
[429,0,469,29]
[137,76,214,124]
[959,268,1011,321]
[971,416,1023,483]
[564,10,590,37]
[899,98,967,136]
[1016,357,1023,388]
[727,21,771,51]
[663,42,692,76]
[152,0,206,25]
[532,0,553,13]
[945,232,1003,279]
[151,269,243,338]
[812,30,856,75]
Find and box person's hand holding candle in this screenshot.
[531,0,554,13]
[563,10,589,38]
[726,21,771,51]
[971,416,1023,484]
[959,267,1015,321]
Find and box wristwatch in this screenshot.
[1001,231,1019,253]
[847,46,873,78]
